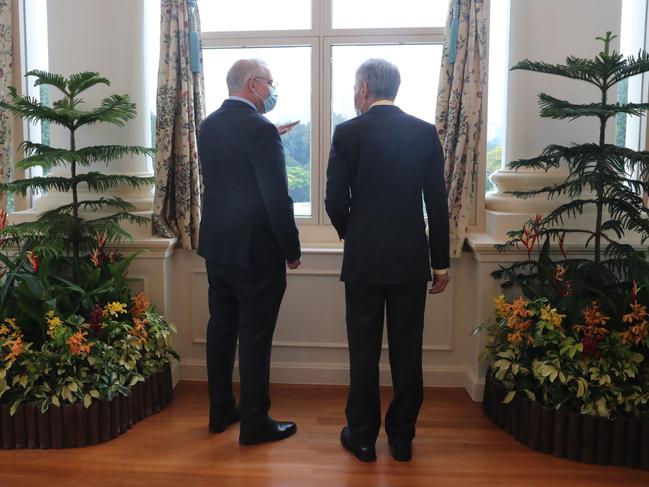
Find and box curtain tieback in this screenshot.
[187,0,201,74]
[448,0,461,64]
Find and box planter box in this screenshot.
[0,363,173,449]
[483,373,649,470]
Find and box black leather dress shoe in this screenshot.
[239,419,297,445]
[209,406,241,433]
[340,426,376,462]
[388,438,412,462]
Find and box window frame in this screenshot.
[199,0,447,234]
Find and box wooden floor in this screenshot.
[0,382,648,487]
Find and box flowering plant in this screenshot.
[480,288,649,418]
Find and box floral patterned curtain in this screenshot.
[435,0,487,258]
[0,0,12,210]
[154,0,205,248]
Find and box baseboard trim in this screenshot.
[464,367,485,402]
[179,360,480,398]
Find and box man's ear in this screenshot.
[360,80,368,97]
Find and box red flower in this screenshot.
[90,248,103,268]
[520,224,537,259]
[96,232,108,250]
[0,209,7,247]
[26,251,40,272]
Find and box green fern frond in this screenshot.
[26,70,68,95]
[0,87,75,128]
[66,72,111,96]
[75,95,137,128]
[511,58,604,87]
[17,143,156,170]
[538,93,649,120]
[41,198,136,217]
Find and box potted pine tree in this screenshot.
[479,33,649,469]
[0,71,177,449]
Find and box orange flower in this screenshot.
[67,331,93,356]
[574,302,609,339]
[511,297,531,318]
[507,331,524,344]
[582,302,610,327]
[129,317,149,345]
[5,336,24,361]
[621,281,649,345]
[131,292,151,318]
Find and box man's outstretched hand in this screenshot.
[429,273,450,294]
[277,120,300,135]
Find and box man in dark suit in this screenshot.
[325,58,450,462]
[198,59,301,445]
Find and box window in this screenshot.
[198,0,446,225]
[486,0,510,193]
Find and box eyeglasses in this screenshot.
[254,76,278,89]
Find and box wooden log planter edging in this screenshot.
[482,373,649,469]
[0,362,173,449]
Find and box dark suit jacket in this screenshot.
[197,99,300,270]
[325,104,449,284]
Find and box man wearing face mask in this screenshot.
[197,58,301,445]
[325,59,450,462]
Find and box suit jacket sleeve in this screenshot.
[246,122,301,262]
[325,127,351,239]
[423,128,450,269]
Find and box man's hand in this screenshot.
[429,273,450,294]
[277,120,300,135]
[287,258,301,270]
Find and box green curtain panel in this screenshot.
[154,0,205,248]
[0,0,12,210]
[436,0,487,258]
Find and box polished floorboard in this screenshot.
[0,381,647,487]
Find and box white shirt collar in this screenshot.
[228,96,257,111]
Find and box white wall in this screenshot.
[505,0,623,164]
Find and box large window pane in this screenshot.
[331,44,442,130]
[198,0,311,32]
[486,0,509,193]
[332,0,447,29]
[203,47,313,217]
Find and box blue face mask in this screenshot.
[254,83,278,114]
[262,85,278,113]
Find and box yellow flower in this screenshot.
[540,305,565,328]
[0,324,9,336]
[46,312,63,338]
[494,295,512,318]
[102,301,128,318]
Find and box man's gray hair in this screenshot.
[355,58,401,100]
[226,58,269,94]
